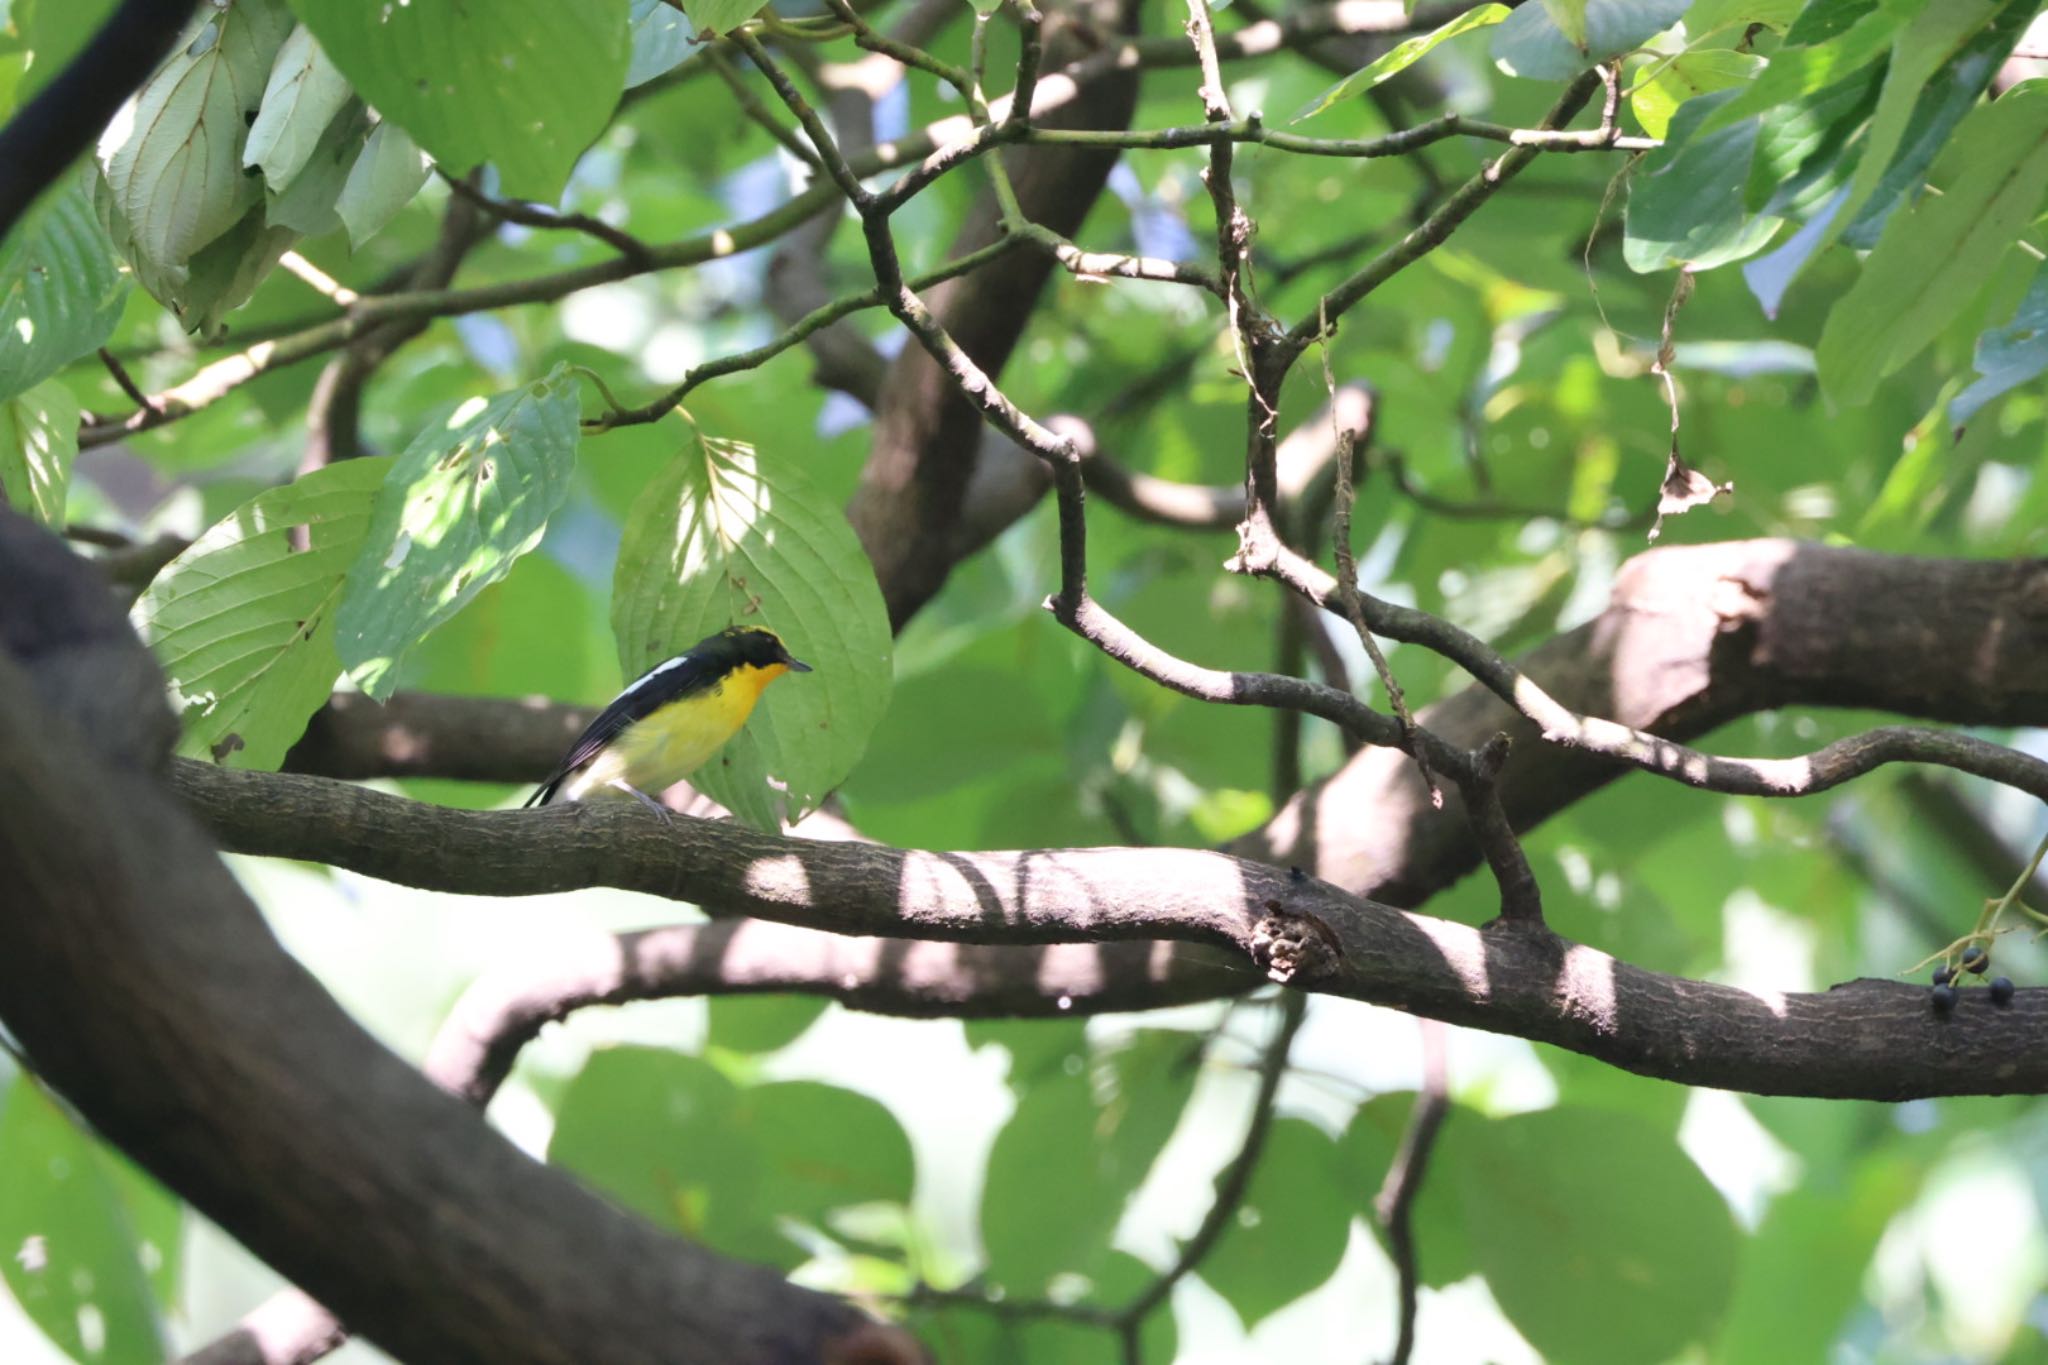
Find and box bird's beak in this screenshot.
[785,654,813,673]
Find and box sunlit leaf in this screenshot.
[290,0,631,200]
[1293,5,1509,123]
[0,1076,175,1365]
[134,458,389,769]
[0,176,127,404]
[336,366,581,698]
[611,425,891,831]
[0,377,77,526]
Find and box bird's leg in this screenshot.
[609,779,674,825]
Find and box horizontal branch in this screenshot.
[173,761,2048,1101]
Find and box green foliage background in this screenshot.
[4,0,2048,1360]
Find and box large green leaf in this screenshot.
[13,0,121,104]
[0,1076,175,1365]
[682,0,771,40]
[1293,5,1509,123]
[1450,1106,1740,1365]
[1625,91,1784,271]
[289,0,631,200]
[979,1072,1122,1291]
[1491,0,1688,80]
[610,425,891,831]
[1335,1092,1474,1289]
[0,176,127,404]
[547,1048,913,1270]
[336,366,581,699]
[1817,82,2048,406]
[1198,1117,1354,1328]
[0,377,77,526]
[243,24,351,192]
[705,994,830,1055]
[133,458,389,770]
[626,0,694,89]
[1953,266,2048,426]
[96,0,295,271]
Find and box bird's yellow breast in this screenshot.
[562,662,787,802]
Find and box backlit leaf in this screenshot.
[290,0,631,200]
[336,366,582,698]
[610,424,891,831]
[0,377,77,526]
[134,458,389,769]
[1293,5,1509,123]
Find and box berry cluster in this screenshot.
[1930,944,2016,1013]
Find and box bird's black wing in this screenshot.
[524,649,728,806]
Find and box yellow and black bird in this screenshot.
[525,625,811,815]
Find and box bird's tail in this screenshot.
[522,776,562,809]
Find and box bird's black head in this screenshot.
[713,626,813,674]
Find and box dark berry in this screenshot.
[1931,984,1959,1013]
[1961,945,1990,974]
[1991,977,2016,1006]
[1933,965,1955,986]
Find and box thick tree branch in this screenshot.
[0,510,880,1365]
[174,760,2048,1101]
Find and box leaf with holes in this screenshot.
[133,458,388,770]
[611,426,891,831]
[96,0,294,272]
[0,1076,175,1365]
[0,176,128,404]
[290,0,630,200]
[0,378,78,526]
[336,366,581,698]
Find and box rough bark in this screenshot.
[174,758,2048,1101]
[0,509,880,1365]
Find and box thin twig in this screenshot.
[439,173,657,267]
[1374,1019,1449,1365]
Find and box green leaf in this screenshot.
[243,24,351,192]
[548,1046,752,1232]
[626,0,694,89]
[1542,0,1590,49]
[1685,0,1803,35]
[610,426,892,831]
[0,377,77,525]
[682,0,771,39]
[335,118,432,248]
[1335,1093,1474,1288]
[111,199,298,340]
[705,994,830,1054]
[1797,0,2014,278]
[336,367,581,699]
[0,1076,173,1365]
[1624,92,1784,271]
[289,0,631,200]
[1450,1107,1740,1365]
[1198,1117,1353,1327]
[96,0,295,271]
[265,99,370,237]
[14,0,120,103]
[1817,83,2048,407]
[1629,49,1764,142]
[1953,265,2048,426]
[913,1252,1175,1365]
[549,1050,912,1269]
[1697,1,1902,137]
[0,176,127,404]
[1292,5,1509,123]
[1714,1171,1915,1363]
[1491,0,1689,80]
[980,1072,1121,1290]
[134,458,388,769]
[731,1081,915,1226]
[1784,0,1879,47]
